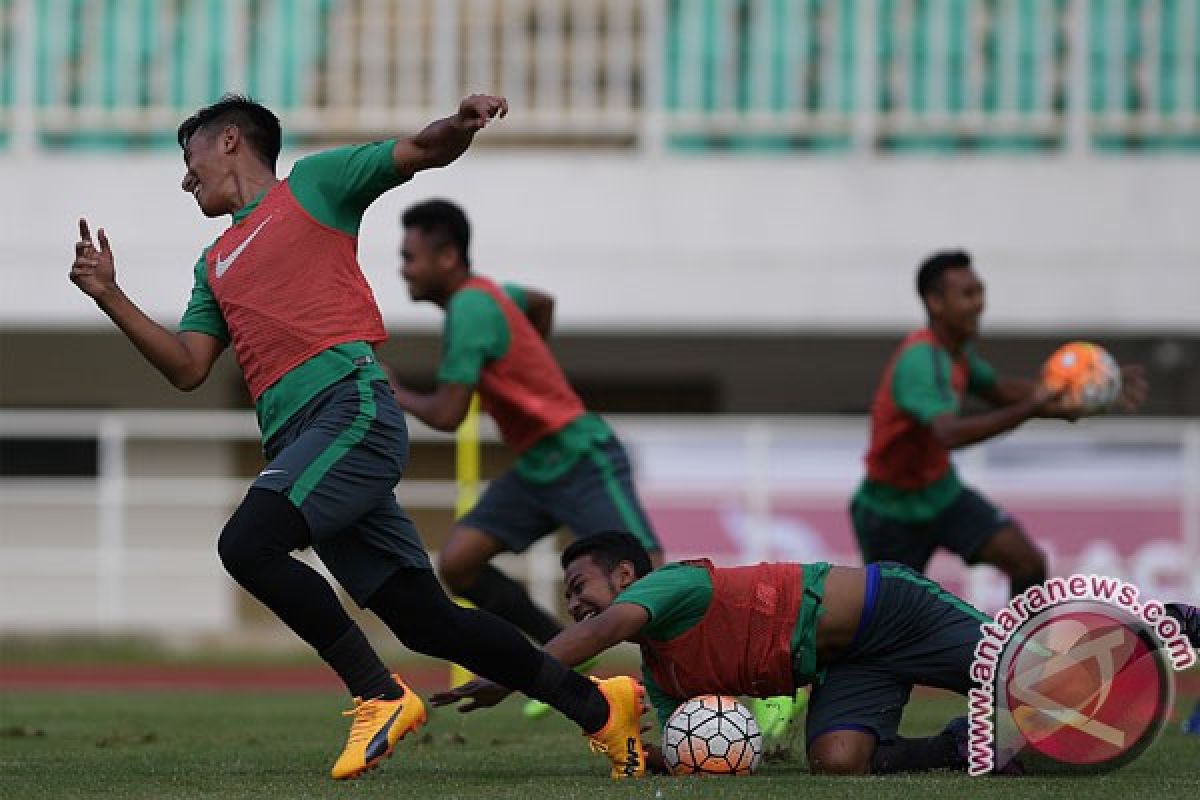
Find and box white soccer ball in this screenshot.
[1041,341,1123,414]
[662,694,762,776]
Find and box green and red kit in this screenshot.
[854,329,997,522]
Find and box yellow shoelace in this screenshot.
[342,698,392,745]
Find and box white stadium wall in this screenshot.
[3,151,1199,335]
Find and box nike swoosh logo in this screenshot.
[258,469,287,478]
[215,215,273,278]
[365,707,406,762]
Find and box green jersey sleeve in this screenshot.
[178,247,230,343]
[502,282,529,312]
[642,665,682,731]
[966,347,998,395]
[436,288,511,385]
[287,140,408,236]
[614,564,713,641]
[891,342,958,423]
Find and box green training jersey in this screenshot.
[179,140,407,441]
[854,329,997,522]
[437,281,611,483]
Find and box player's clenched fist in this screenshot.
[453,94,508,132]
[70,218,118,300]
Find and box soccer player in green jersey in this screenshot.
[433,532,995,776]
[436,534,1199,775]
[387,199,662,649]
[851,251,1147,598]
[68,94,647,781]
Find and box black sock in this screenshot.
[870,733,961,774]
[318,625,402,701]
[460,565,564,644]
[366,568,607,731]
[526,654,610,734]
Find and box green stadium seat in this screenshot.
[7,0,1200,153]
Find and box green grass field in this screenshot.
[2,688,1197,800]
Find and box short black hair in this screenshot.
[177,93,282,170]
[916,250,972,300]
[402,198,472,267]
[561,532,653,580]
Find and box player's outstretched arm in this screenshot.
[69,218,224,391]
[979,376,1039,408]
[389,380,475,432]
[542,602,649,669]
[391,94,508,176]
[929,383,1068,449]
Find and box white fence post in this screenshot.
[96,414,128,629]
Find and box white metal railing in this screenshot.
[1,409,1198,633]
[3,0,1200,155]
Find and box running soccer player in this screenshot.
[68,94,645,781]
[387,199,663,653]
[433,532,990,775]
[851,250,1147,598]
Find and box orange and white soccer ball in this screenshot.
[1041,342,1122,414]
[662,695,763,776]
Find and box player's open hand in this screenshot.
[453,94,508,133]
[70,218,118,300]
[1114,363,1149,412]
[430,677,512,713]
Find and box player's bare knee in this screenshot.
[807,733,872,775]
[436,546,485,595]
[1020,547,1047,583]
[1008,527,1046,581]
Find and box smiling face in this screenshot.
[564,554,638,623]
[180,126,235,218]
[399,226,461,304]
[925,265,986,341]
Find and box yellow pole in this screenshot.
[449,394,482,688]
[455,394,482,517]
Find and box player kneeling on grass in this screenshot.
[436,537,1200,775]
[434,532,992,775]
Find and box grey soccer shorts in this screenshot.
[805,562,989,747]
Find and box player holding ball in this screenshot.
[850,250,1148,599]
